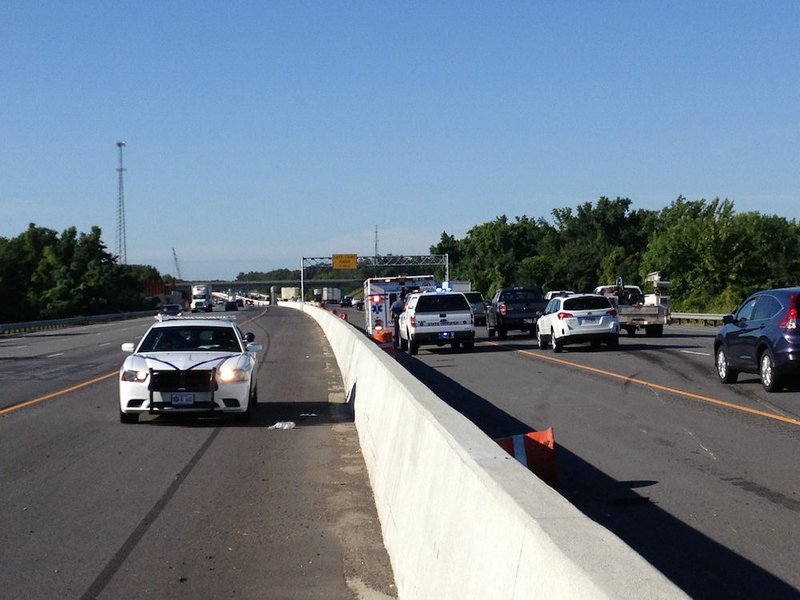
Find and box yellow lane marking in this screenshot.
[0,371,118,416]
[504,344,800,427]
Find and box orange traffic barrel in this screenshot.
[372,328,395,356]
[495,427,558,486]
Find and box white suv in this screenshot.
[536,294,619,352]
[398,291,475,355]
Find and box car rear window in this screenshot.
[501,289,543,302]
[464,292,484,303]
[563,296,612,311]
[415,294,470,312]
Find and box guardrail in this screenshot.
[0,311,156,335]
[671,312,725,325]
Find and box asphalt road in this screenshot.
[0,306,396,600]
[382,319,800,600]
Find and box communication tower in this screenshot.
[115,141,127,264]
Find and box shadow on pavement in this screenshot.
[395,352,798,600]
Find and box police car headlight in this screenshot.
[218,368,247,383]
[121,369,148,382]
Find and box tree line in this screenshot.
[0,224,163,323]
[4,196,797,323]
[429,196,800,313]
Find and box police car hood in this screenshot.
[129,351,242,371]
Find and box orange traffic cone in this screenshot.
[495,428,558,486]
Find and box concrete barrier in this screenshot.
[284,303,685,599]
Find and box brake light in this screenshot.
[608,309,618,316]
[499,303,507,316]
[370,294,383,304]
[779,294,798,329]
[557,311,574,320]
[410,315,417,327]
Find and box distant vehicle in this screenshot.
[191,284,213,313]
[363,275,438,336]
[715,287,800,392]
[224,301,238,311]
[593,272,671,337]
[322,288,342,304]
[536,294,619,352]
[463,291,487,326]
[486,287,548,338]
[159,304,183,316]
[340,296,353,307]
[544,290,575,301]
[354,298,364,311]
[398,291,475,354]
[118,315,262,423]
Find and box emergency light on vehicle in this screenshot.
[370,294,383,304]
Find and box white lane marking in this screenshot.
[47,352,65,358]
[688,430,717,460]
[99,342,111,347]
[681,350,710,356]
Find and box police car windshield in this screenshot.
[139,326,242,352]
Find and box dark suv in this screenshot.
[486,287,547,338]
[714,287,800,392]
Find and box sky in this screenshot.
[2,1,799,281]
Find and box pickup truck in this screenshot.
[593,273,671,337]
[486,287,548,338]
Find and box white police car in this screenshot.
[398,290,475,355]
[118,315,262,423]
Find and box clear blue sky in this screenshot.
[2,2,798,280]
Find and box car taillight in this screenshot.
[608,309,618,316]
[499,303,507,316]
[779,294,798,329]
[557,311,574,320]
[410,315,417,326]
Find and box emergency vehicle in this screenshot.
[363,275,438,335]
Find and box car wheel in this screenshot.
[715,346,738,384]
[551,329,563,353]
[537,328,549,349]
[607,335,619,350]
[759,348,782,392]
[462,341,475,352]
[645,325,664,337]
[451,341,461,351]
[120,411,138,424]
[497,327,507,339]
[625,326,636,336]
[409,338,419,355]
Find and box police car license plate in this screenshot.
[581,317,598,325]
[171,393,194,406]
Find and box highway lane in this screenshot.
[0,307,395,599]
[386,322,800,599]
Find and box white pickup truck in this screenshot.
[593,273,671,337]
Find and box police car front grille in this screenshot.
[149,369,218,392]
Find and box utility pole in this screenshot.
[115,140,127,264]
[374,225,379,257]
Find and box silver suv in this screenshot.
[398,291,475,355]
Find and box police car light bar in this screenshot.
[155,314,238,322]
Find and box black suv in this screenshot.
[715,287,800,392]
[486,287,547,338]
